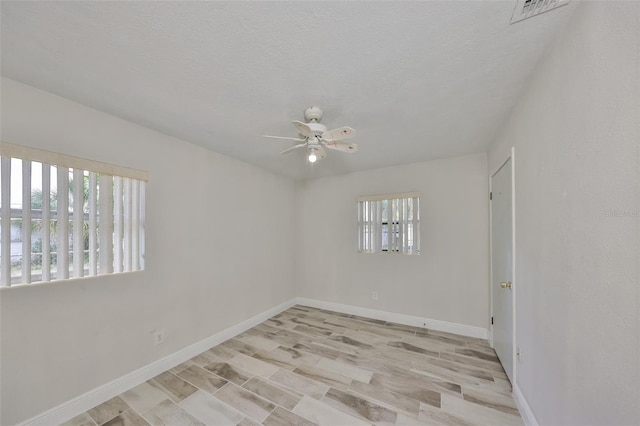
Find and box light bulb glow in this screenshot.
[308,152,317,163]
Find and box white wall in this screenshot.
[295,153,489,329]
[488,2,640,424]
[0,78,297,425]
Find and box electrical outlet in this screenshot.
[516,346,521,363]
[151,329,165,345]
[372,291,379,301]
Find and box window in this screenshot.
[0,142,148,286]
[357,192,420,254]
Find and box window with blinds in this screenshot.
[0,142,148,286]
[357,192,420,254]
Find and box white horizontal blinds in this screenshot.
[57,166,69,280]
[88,172,98,276]
[73,169,84,278]
[357,192,420,255]
[113,176,123,273]
[98,174,114,275]
[42,164,51,282]
[22,160,32,283]
[1,157,11,286]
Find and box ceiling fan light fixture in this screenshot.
[263,107,357,165]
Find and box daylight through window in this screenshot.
[0,142,148,286]
[357,192,420,254]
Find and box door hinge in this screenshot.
[489,192,492,200]
[491,316,494,325]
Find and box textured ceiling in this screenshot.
[1,1,576,180]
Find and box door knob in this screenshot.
[500,281,512,289]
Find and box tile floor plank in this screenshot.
[241,376,303,410]
[178,390,244,425]
[204,361,253,386]
[149,371,198,403]
[228,352,280,378]
[322,387,398,425]
[349,380,422,418]
[292,364,352,390]
[142,399,204,426]
[213,383,277,423]
[262,406,317,426]
[60,412,97,426]
[102,409,150,426]
[268,368,330,400]
[87,396,129,425]
[176,365,228,394]
[292,395,370,426]
[119,382,174,414]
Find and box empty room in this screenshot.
[0,1,638,425]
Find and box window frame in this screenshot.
[0,142,149,286]
[357,192,420,255]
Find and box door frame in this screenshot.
[489,147,517,382]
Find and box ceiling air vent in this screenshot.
[510,0,569,24]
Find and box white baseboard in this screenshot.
[296,297,489,339]
[513,382,539,426]
[21,298,297,426]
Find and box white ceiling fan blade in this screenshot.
[322,126,356,142]
[324,141,358,153]
[280,143,307,155]
[292,120,314,138]
[263,135,306,142]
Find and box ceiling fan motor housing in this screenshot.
[304,121,328,137]
[304,106,323,123]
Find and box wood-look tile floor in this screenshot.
[63,305,523,426]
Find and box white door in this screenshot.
[491,158,514,382]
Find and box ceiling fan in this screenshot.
[263,106,357,163]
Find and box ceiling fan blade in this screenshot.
[280,143,307,155]
[263,135,306,142]
[292,120,314,138]
[322,126,356,142]
[324,141,358,153]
